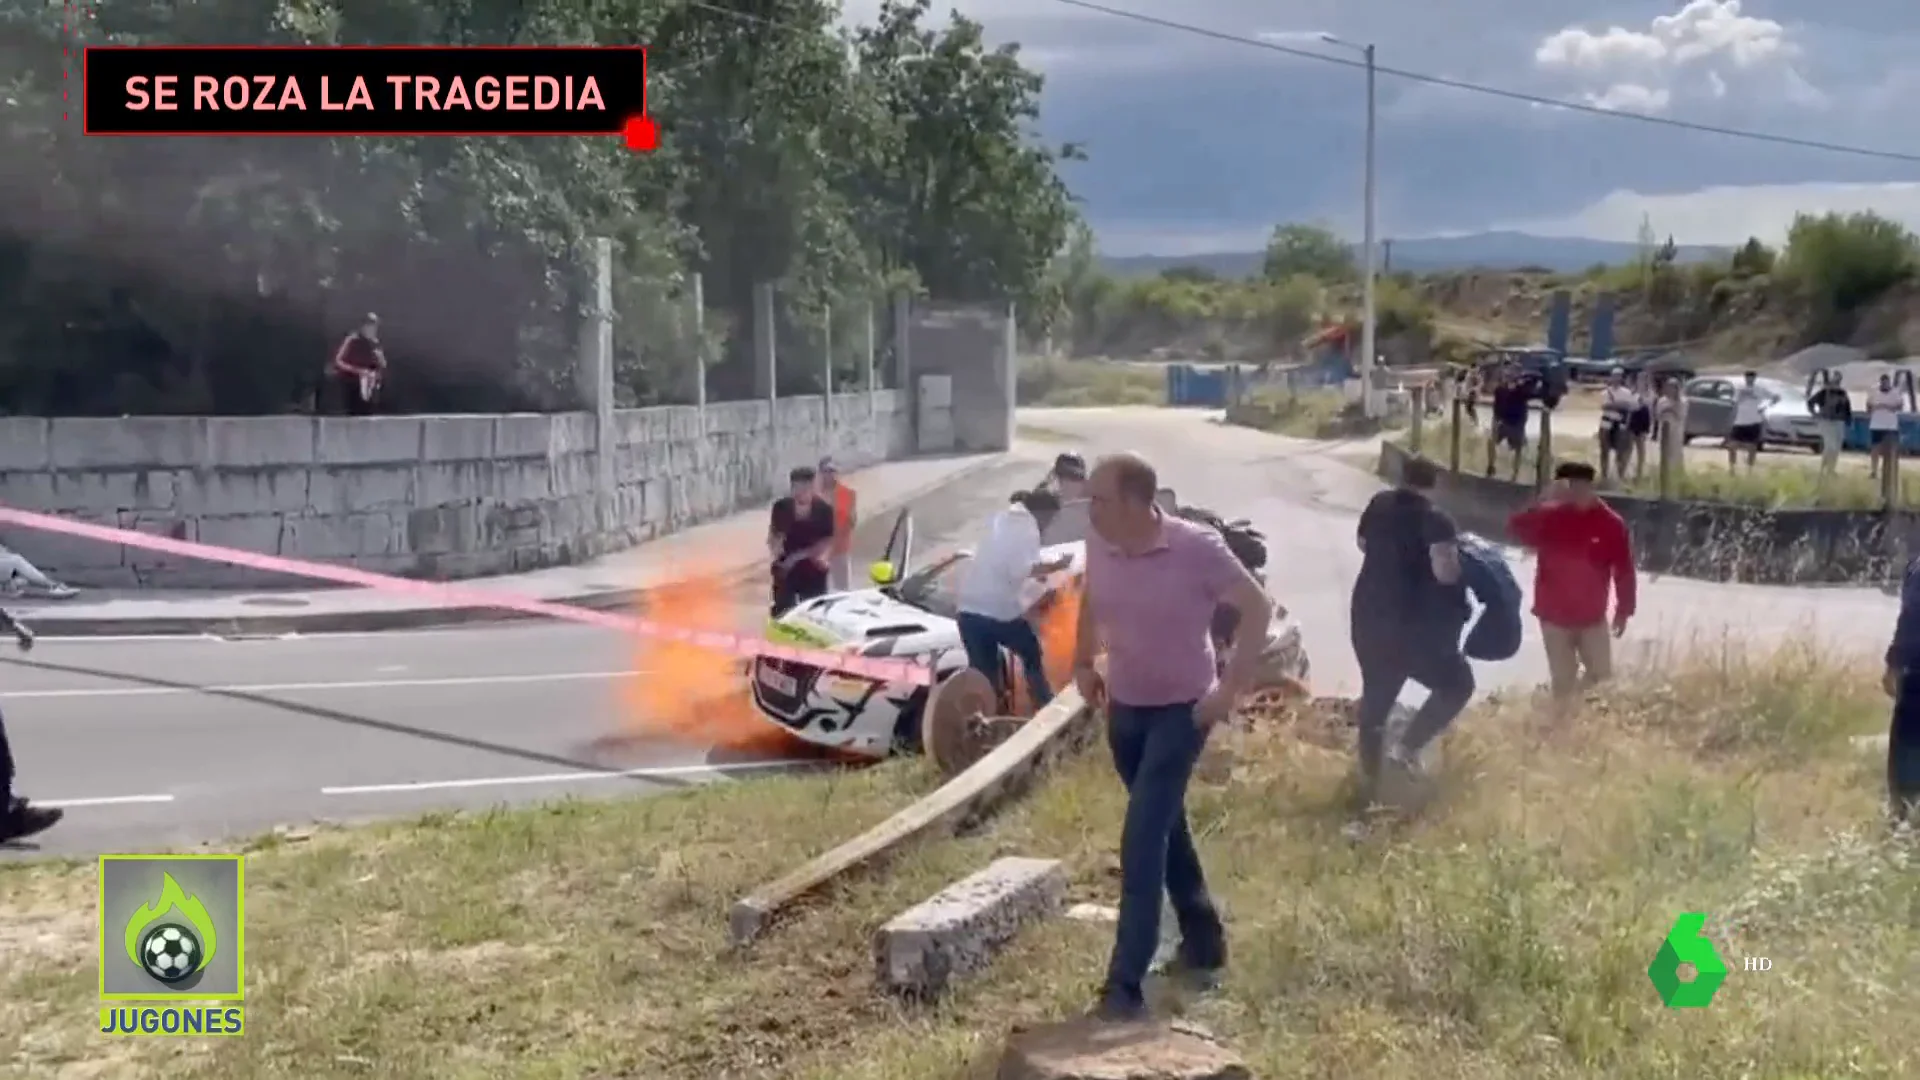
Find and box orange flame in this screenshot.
[616,562,815,757]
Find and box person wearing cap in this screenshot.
[816,458,857,591]
[1039,452,1092,545]
[326,313,386,416]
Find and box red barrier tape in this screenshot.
[0,506,935,686]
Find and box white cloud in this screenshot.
[1507,181,1920,245]
[1533,0,1817,113]
[1586,82,1673,112]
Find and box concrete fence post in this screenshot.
[1001,301,1018,451]
[823,304,834,446]
[893,291,913,452]
[863,299,877,422]
[690,272,708,515]
[575,237,616,534]
[754,282,778,496]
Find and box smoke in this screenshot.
[616,562,816,758]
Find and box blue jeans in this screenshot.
[1892,676,1920,823]
[1102,701,1225,1009]
[955,612,1053,706]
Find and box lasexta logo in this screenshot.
[1647,912,1728,1008]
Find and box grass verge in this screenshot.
[1016,357,1165,408]
[1228,387,1407,441]
[1408,419,1920,509]
[5,641,1915,1079]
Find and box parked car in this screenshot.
[1681,375,1820,449]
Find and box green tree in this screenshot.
[1729,237,1776,278]
[1261,223,1355,284]
[1780,211,1918,319]
[0,0,1079,414]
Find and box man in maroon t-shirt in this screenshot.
[326,314,386,416]
[1508,461,1637,709]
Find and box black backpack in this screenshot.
[1173,505,1268,572]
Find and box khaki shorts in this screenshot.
[1540,620,1612,699]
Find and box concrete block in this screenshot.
[206,416,316,468]
[612,408,660,447]
[0,417,51,470]
[308,466,416,513]
[114,512,196,570]
[494,414,556,459]
[181,469,308,516]
[195,514,287,557]
[420,416,497,462]
[549,412,595,454]
[415,461,493,507]
[406,504,482,555]
[873,856,1067,998]
[50,417,208,470]
[282,512,404,559]
[317,417,424,465]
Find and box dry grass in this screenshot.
[1229,387,1407,441]
[4,640,1916,1079]
[1016,357,1165,408]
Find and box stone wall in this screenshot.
[1377,440,1915,586]
[0,391,913,588]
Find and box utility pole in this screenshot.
[1322,34,1379,418]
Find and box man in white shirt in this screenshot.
[957,490,1074,707]
[1726,370,1766,473]
[1039,452,1091,545]
[1596,369,1639,482]
[1868,372,1908,482]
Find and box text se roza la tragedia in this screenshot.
[121,73,606,113]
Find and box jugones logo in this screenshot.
[1647,912,1729,1008]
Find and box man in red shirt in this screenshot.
[326,313,386,416]
[1507,461,1637,708]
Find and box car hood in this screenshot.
[768,590,944,651]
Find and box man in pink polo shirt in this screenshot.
[1071,452,1274,1022]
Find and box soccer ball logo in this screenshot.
[139,923,202,983]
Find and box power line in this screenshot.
[1045,0,1920,165]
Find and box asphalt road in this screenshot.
[11,411,1905,859]
[1,456,1042,857]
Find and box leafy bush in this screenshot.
[1016,357,1164,407]
[1780,211,1918,321]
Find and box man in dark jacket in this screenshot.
[1349,455,1473,826]
[1882,556,1920,826]
[0,607,59,844]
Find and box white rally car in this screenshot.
[747,501,1310,761]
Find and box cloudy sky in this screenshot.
[839,0,1920,255]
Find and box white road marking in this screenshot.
[38,794,176,808]
[319,759,817,796]
[0,669,649,700]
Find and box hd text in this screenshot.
[82,46,652,139]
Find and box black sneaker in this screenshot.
[0,798,64,843]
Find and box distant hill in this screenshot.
[1100,231,1733,279]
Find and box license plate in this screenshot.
[756,665,798,696]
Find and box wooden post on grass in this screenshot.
[1449,395,1463,473]
[1409,383,1425,453]
[1537,406,1555,491]
[1658,414,1677,502]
